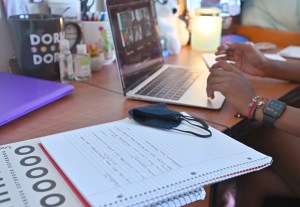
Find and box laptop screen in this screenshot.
[106,0,164,93]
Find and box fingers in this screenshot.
[215,53,235,62]
[206,65,227,99]
[215,42,255,61]
[215,43,230,55]
[207,60,241,99]
[215,43,240,62]
[210,60,239,73]
[206,83,223,99]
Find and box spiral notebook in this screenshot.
[0,138,83,207]
[40,118,272,207]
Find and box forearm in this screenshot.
[263,59,300,82]
[255,104,300,137]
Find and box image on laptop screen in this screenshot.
[107,0,225,109]
[107,0,164,93]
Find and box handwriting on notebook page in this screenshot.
[71,125,182,187]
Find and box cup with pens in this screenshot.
[81,11,115,72]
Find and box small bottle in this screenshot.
[74,44,92,81]
[58,39,74,83]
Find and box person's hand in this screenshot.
[215,42,268,77]
[207,60,256,116]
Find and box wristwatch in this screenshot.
[263,100,286,127]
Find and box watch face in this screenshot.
[263,100,286,118]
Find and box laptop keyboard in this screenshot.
[136,67,201,100]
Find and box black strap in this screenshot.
[172,115,212,138]
[263,114,275,128]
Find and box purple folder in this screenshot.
[0,73,74,126]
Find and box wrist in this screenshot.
[248,96,268,121]
[252,99,287,127]
[235,96,268,120]
[262,100,286,127]
[255,103,265,122]
[260,58,273,77]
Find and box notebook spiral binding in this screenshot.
[121,189,204,207]
[104,181,205,207]
[99,157,270,207]
[153,189,205,207]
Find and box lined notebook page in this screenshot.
[40,118,271,207]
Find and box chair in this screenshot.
[233,25,300,48]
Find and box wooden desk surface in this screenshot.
[1,47,299,145]
[0,76,227,145]
[86,46,300,132]
[0,46,299,207]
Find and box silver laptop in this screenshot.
[106,0,225,109]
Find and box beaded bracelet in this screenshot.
[251,98,268,120]
[248,96,268,120]
[247,101,256,120]
[234,96,268,119]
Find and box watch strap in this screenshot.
[263,114,275,127]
